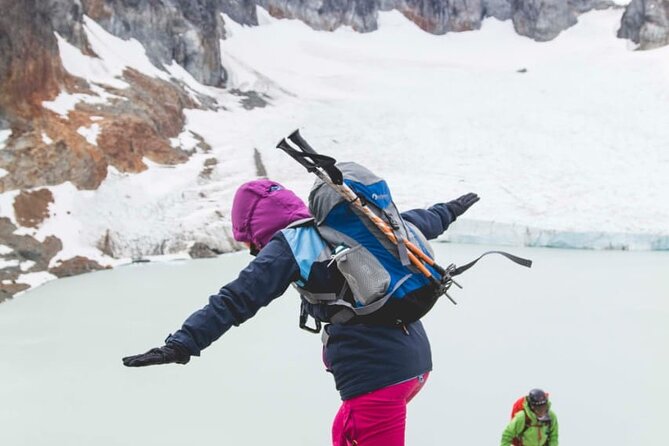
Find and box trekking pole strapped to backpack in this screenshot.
[287,131,451,274]
[277,130,460,304]
[277,130,532,327]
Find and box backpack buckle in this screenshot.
[299,305,322,334]
[327,244,351,267]
[439,263,462,305]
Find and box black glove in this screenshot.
[122,343,190,367]
[446,192,480,219]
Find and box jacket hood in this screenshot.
[523,397,552,423]
[231,179,311,249]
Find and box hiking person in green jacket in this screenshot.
[501,389,559,446]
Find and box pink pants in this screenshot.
[331,373,429,446]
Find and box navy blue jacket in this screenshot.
[168,204,455,400]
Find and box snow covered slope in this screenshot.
[1,7,668,296]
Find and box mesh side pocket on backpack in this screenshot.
[334,245,390,306]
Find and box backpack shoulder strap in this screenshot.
[523,412,532,434]
[540,415,554,446]
[513,411,532,444]
[286,217,315,229]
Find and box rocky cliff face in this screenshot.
[0,0,224,298]
[256,0,617,40]
[618,0,669,49]
[82,0,227,86]
[0,0,222,195]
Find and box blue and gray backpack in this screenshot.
[277,130,532,333]
[298,162,444,325]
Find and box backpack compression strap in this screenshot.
[452,251,532,276]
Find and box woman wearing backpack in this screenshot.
[501,389,559,446]
[122,178,479,446]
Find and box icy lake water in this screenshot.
[1,243,667,446]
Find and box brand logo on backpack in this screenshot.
[371,192,390,202]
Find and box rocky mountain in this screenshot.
[259,0,617,40]
[618,0,669,48]
[0,0,667,301]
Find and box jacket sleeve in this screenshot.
[166,236,300,356]
[548,412,559,446]
[500,412,525,446]
[401,203,455,240]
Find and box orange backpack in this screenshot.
[510,397,529,446]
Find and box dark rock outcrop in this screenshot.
[199,157,218,179]
[253,148,267,178]
[512,0,575,42]
[0,283,31,303]
[13,189,54,228]
[46,0,91,51]
[49,255,110,277]
[483,0,513,20]
[0,129,108,192]
[259,0,378,32]
[82,0,227,86]
[0,215,111,299]
[189,242,221,258]
[0,0,70,119]
[0,218,63,271]
[618,0,669,49]
[221,0,259,26]
[0,216,65,300]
